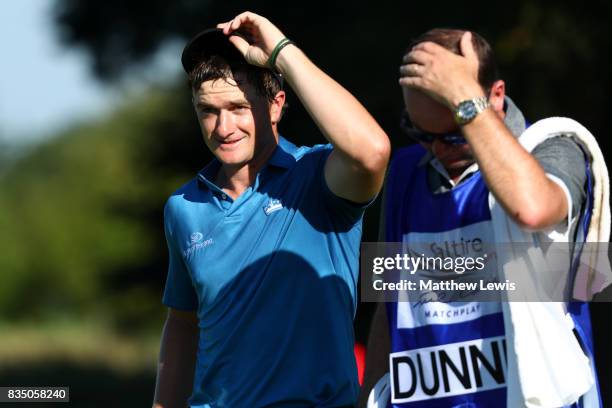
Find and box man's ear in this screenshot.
[488,80,506,114]
[270,91,286,125]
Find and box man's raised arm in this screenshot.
[400,32,569,229]
[218,12,390,203]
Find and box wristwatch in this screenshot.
[454,97,491,125]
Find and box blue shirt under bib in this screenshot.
[163,137,366,407]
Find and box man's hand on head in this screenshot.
[399,32,485,108]
[217,12,286,68]
[218,11,389,204]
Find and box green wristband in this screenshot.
[267,38,293,71]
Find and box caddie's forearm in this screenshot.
[152,316,199,408]
[462,109,568,229]
[276,44,389,174]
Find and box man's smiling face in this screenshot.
[193,72,275,168]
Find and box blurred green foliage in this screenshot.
[0,84,207,332]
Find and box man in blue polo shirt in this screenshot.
[152,12,391,408]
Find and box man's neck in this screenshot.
[447,168,465,185]
[430,158,477,187]
[215,142,277,199]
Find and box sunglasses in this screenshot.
[400,112,467,145]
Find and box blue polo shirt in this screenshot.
[162,137,365,408]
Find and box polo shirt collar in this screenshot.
[197,135,296,190]
[269,136,298,169]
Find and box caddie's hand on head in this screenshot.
[217,11,286,68]
[399,31,484,108]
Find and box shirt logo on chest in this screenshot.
[263,198,283,215]
[184,232,214,257]
[190,232,204,244]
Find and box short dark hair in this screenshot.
[409,28,499,92]
[187,55,281,103]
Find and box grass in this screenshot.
[0,320,161,406]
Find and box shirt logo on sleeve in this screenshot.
[184,232,213,257]
[263,199,283,215]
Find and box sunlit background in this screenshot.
[1,1,611,405]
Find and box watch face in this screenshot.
[455,100,478,125]
[455,97,489,125]
[459,101,477,121]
